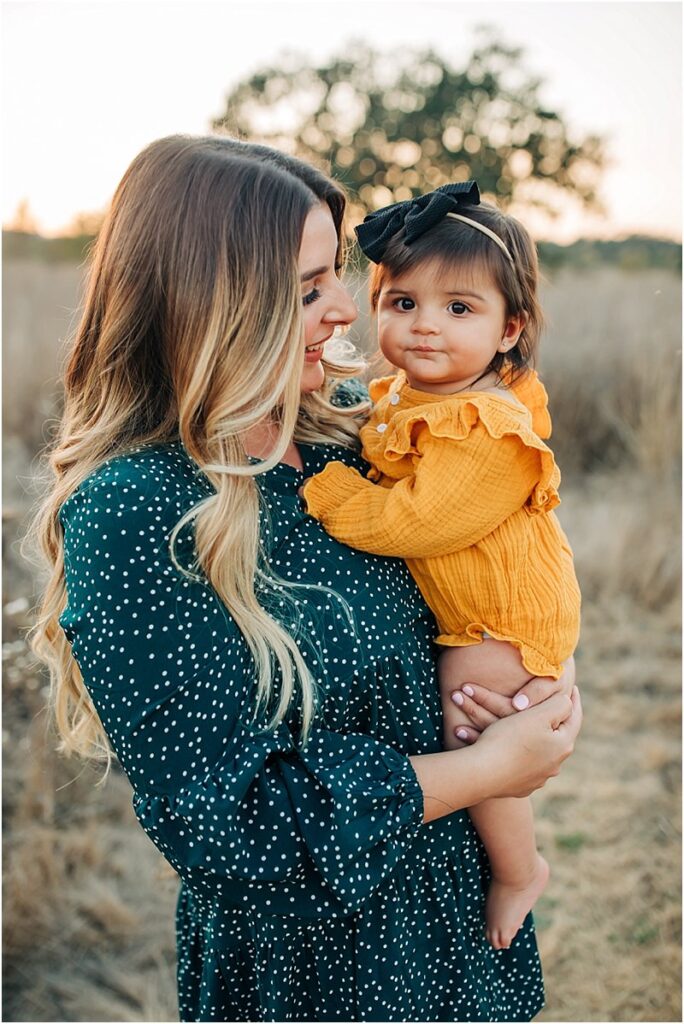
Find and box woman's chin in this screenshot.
[300,360,326,394]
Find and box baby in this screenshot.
[303,182,581,949]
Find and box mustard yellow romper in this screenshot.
[304,370,581,678]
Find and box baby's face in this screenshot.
[377,260,522,395]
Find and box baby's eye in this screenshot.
[393,297,415,311]
[448,301,470,315]
[303,287,321,307]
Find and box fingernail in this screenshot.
[513,693,529,710]
[452,692,464,706]
[462,685,475,697]
[456,729,469,740]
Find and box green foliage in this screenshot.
[555,832,588,851]
[3,230,94,264]
[213,33,605,220]
[539,236,682,273]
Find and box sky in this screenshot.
[2,0,682,243]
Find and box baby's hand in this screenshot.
[298,478,312,500]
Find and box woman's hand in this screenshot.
[410,686,582,821]
[472,686,582,799]
[451,656,576,744]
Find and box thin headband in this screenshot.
[446,212,514,263]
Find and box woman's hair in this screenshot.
[369,201,543,381]
[30,134,366,765]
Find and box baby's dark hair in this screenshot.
[369,201,543,382]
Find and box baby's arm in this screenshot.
[303,429,543,559]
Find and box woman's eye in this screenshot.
[448,301,469,315]
[302,287,321,307]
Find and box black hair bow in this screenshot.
[355,181,480,263]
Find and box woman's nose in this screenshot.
[324,279,358,326]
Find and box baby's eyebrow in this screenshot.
[383,287,485,301]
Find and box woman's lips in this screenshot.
[304,333,333,361]
[304,343,325,362]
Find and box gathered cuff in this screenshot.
[303,461,373,521]
[134,723,424,917]
[435,623,566,679]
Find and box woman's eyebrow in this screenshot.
[300,265,328,282]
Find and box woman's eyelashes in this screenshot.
[302,265,343,307]
[302,286,321,306]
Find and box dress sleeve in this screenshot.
[302,419,553,558]
[59,460,423,918]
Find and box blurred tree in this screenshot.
[5,199,39,234]
[66,209,105,237]
[213,31,605,229]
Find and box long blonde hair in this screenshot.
[30,135,366,765]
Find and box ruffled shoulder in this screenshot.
[508,369,552,439]
[381,393,560,514]
[368,374,398,404]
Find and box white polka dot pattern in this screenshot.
[57,386,544,1021]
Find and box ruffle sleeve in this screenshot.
[58,451,423,920]
[368,375,396,405]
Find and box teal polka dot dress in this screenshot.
[59,385,544,1022]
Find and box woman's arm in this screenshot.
[58,459,422,917]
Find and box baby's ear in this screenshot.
[498,313,526,352]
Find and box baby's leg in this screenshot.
[438,640,550,949]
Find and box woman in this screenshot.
[32,135,581,1022]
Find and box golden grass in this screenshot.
[2,260,681,1022]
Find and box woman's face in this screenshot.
[298,203,358,393]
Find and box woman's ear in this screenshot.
[497,313,527,353]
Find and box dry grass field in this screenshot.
[2,258,681,1022]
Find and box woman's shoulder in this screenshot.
[59,441,209,529]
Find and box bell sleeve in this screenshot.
[58,458,424,919]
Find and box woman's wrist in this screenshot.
[409,744,496,824]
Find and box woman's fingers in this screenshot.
[452,683,515,720]
[510,675,562,711]
[555,686,582,743]
[511,656,576,710]
[452,724,481,745]
[450,689,499,729]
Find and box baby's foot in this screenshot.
[485,853,550,950]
